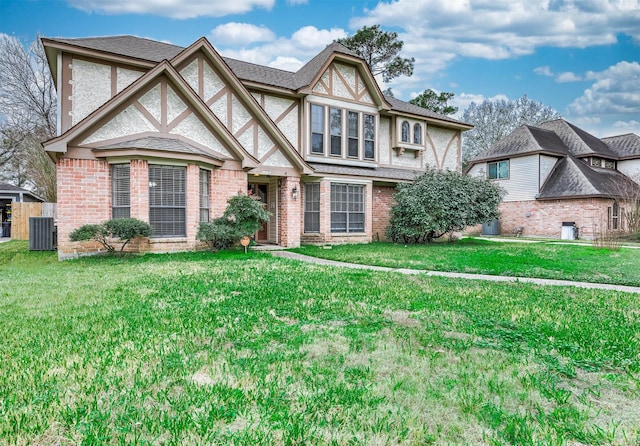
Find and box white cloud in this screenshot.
[210,23,275,46]
[556,72,582,82]
[567,61,640,115]
[287,0,308,4]
[67,0,275,19]
[216,25,347,70]
[612,119,640,134]
[534,66,554,77]
[351,0,640,63]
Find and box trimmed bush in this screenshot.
[197,194,271,251]
[69,218,152,254]
[387,167,504,243]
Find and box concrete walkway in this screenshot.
[270,251,640,295]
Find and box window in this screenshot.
[488,160,509,179]
[311,104,324,154]
[111,163,130,219]
[413,123,422,145]
[199,169,210,222]
[347,111,359,158]
[149,165,186,237]
[401,121,410,142]
[331,184,365,233]
[364,114,375,160]
[330,108,342,156]
[304,183,320,233]
[608,202,620,230]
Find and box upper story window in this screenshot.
[311,104,324,154]
[587,157,615,169]
[413,124,422,145]
[348,111,359,158]
[330,108,342,156]
[401,121,410,143]
[309,103,376,162]
[488,160,509,180]
[364,114,375,160]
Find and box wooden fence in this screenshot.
[10,202,57,240]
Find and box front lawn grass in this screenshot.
[1,240,639,445]
[292,238,640,287]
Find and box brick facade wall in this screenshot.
[57,159,111,259]
[278,176,301,248]
[491,198,617,239]
[372,185,396,241]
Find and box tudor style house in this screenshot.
[466,119,640,239]
[42,35,471,259]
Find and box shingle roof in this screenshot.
[384,96,470,126]
[471,125,570,162]
[95,136,230,160]
[601,133,640,159]
[45,35,470,126]
[0,183,44,201]
[309,163,419,181]
[538,119,618,158]
[538,156,637,200]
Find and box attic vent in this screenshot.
[29,217,56,251]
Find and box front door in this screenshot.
[249,183,268,242]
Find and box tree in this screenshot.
[409,89,458,115]
[461,95,561,165]
[197,194,271,251]
[69,218,153,254]
[0,35,57,201]
[386,167,504,243]
[337,25,414,82]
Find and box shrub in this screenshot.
[386,167,504,243]
[69,218,152,254]
[197,194,271,251]
[196,218,240,251]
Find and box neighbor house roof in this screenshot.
[538,119,619,158]
[601,133,640,159]
[43,35,470,127]
[537,155,636,200]
[0,183,44,201]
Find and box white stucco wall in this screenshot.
[378,117,390,165]
[116,67,143,93]
[71,59,112,125]
[82,105,157,144]
[427,126,459,171]
[171,114,231,158]
[138,84,162,123]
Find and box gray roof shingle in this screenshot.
[471,125,569,162]
[309,163,419,181]
[538,119,618,158]
[538,156,638,199]
[601,133,640,159]
[95,136,230,160]
[45,35,470,126]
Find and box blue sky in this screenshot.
[1,0,639,137]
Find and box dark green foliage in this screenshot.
[337,24,414,82]
[196,218,240,251]
[197,194,270,251]
[69,218,152,253]
[409,89,458,115]
[386,168,504,243]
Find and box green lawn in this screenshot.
[1,241,639,445]
[292,238,640,287]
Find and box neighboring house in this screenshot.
[41,35,471,259]
[466,119,640,239]
[0,183,45,237]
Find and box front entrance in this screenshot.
[248,183,269,242]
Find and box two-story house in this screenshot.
[42,36,471,259]
[466,119,640,239]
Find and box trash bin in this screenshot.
[561,222,576,240]
[1,222,10,238]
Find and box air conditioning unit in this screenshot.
[29,217,56,251]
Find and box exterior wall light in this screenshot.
[292,186,299,200]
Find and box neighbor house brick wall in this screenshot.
[372,185,396,241]
[57,158,111,259]
[497,198,616,239]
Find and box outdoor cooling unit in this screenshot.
[29,217,56,251]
